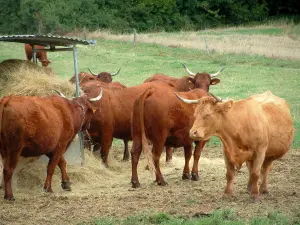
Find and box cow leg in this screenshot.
[223,154,235,198]
[246,160,253,192]
[165,147,172,163]
[3,151,22,200]
[260,159,273,194]
[44,151,64,193]
[131,139,143,188]
[153,142,167,186]
[191,141,207,181]
[122,140,130,161]
[99,135,113,166]
[57,156,71,191]
[249,150,266,200]
[182,145,192,180]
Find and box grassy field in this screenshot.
[0,25,300,224]
[0,27,299,148]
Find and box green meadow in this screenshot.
[0,25,300,224]
[0,27,299,148]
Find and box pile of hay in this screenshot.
[0,59,75,97]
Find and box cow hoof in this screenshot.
[61,181,72,191]
[122,157,130,162]
[131,180,140,188]
[222,193,233,199]
[250,193,260,201]
[182,173,191,180]
[191,173,200,181]
[4,196,15,201]
[157,180,168,186]
[261,190,269,195]
[43,188,53,193]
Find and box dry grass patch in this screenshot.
[0,59,75,97]
[85,29,300,59]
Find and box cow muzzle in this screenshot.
[189,129,206,140]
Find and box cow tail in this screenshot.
[0,97,9,175]
[132,87,156,174]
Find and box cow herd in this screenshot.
[0,46,295,201]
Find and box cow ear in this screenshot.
[187,77,195,84]
[221,100,234,112]
[211,78,220,85]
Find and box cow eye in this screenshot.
[203,114,210,119]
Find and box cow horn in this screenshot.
[111,68,121,76]
[209,92,222,102]
[88,68,98,76]
[89,88,103,102]
[174,93,200,104]
[53,89,67,98]
[181,63,196,76]
[210,67,225,78]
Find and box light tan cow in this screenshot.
[175,90,295,199]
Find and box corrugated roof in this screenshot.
[0,34,96,46]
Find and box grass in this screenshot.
[79,210,299,225]
[0,28,299,148]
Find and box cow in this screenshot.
[69,68,121,84]
[130,88,209,188]
[144,63,224,92]
[82,82,180,166]
[143,63,225,162]
[25,44,51,67]
[88,68,121,83]
[0,89,103,200]
[176,91,295,199]
[82,66,223,167]
[80,80,128,160]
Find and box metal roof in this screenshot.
[0,34,96,46]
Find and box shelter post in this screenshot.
[72,44,85,165]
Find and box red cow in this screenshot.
[80,80,129,160]
[144,63,224,162]
[69,68,121,84]
[25,44,51,67]
[0,89,102,200]
[82,66,223,166]
[81,82,178,166]
[131,88,209,188]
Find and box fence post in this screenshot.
[133,28,137,47]
[205,38,210,54]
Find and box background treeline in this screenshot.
[0,0,299,35]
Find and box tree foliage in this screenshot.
[0,0,299,34]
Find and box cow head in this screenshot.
[54,88,102,131]
[175,92,233,141]
[182,63,224,92]
[40,59,51,67]
[88,68,121,83]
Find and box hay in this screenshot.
[0,59,75,98]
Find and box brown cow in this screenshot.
[69,68,121,84]
[25,44,51,67]
[144,63,224,162]
[80,80,129,160]
[0,89,102,200]
[82,68,221,167]
[144,63,224,92]
[130,88,209,188]
[177,91,295,199]
[82,82,178,166]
